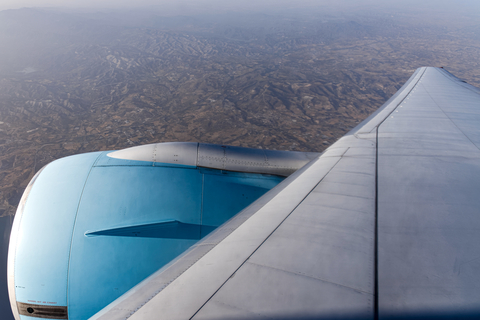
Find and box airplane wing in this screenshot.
[88,67,480,319]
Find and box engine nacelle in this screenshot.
[7,142,316,320]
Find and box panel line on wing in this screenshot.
[374,124,380,320]
[420,70,480,152]
[319,180,373,188]
[310,191,374,201]
[373,67,428,320]
[245,261,372,294]
[437,68,480,95]
[300,203,371,215]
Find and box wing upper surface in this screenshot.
[377,68,480,317]
[91,67,480,319]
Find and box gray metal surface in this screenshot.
[91,67,480,319]
[108,142,319,177]
[377,67,480,317]
[108,142,199,167]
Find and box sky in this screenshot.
[0,0,372,17]
[1,0,478,13]
[0,0,478,21]
[3,0,313,12]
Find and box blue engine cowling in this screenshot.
[7,142,316,320]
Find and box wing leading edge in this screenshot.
[91,67,480,319]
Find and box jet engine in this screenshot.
[7,142,316,320]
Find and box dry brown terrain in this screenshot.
[0,6,479,216]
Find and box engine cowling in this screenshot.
[7,142,317,320]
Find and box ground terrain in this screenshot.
[0,4,479,216]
